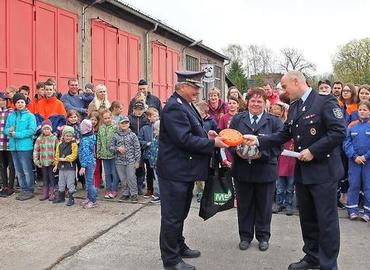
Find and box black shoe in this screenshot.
[286,207,294,216]
[66,192,75,206]
[0,189,9,197]
[164,261,195,270]
[53,191,65,204]
[239,240,250,250]
[272,204,284,214]
[119,194,130,201]
[18,192,34,201]
[130,195,138,203]
[15,191,25,200]
[258,241,269,251]
[288,258,320,270]
[180,248,201,258]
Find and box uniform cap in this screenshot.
[176,70,205,88]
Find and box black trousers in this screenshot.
[41,166,55,188]
[159,178,194,267]
[296,180,339,270]
[235,180,275,242]
[0,151,15,190]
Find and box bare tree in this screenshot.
[245,44,277,75]
[280,47,316,74]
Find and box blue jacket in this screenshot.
[78,132,96,168]
[61,91,92,117]
[343,119,370,160]
[138,124,154,159]
[157,92,214,182]
[4,109,37,151]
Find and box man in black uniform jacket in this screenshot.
[157,71,228,270]
[244,71,345,270]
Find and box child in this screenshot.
[110,100,124,124]
[148,120,160,203]
[111,116,141,203]
[82,83,95,108]
[88,110,102,188]
[97,110,119,198]
[18,85,31,106]
[53,126,78,205]
[4,93,37,201]
[0,92,15,197]
[138,107,159,198]
[343,100,370,222]
[66,109,85,189]
[218,96,239,131]
[79,119,97,208]
[33,120,58,201]
[129,101,149,194]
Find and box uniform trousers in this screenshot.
[159,178,194,267]
[235,180,275,242]
[295,180,339,270]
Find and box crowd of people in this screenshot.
[0,75,369,223]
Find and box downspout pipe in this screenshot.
[145,23,159,82]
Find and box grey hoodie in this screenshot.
[110,128,141,165]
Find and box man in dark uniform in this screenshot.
[157,71,227,270]
[244,71,346,270]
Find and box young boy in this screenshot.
[4,93,37,201]
[138,107,159,197]
[128,101,149,194]
[53,126,78,206]
[0,92,15,197]
[19,85,31,106]
[111,116,141,203]
[148,120,160,203]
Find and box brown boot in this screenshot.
[39,186,49,201]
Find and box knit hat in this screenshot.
[41,119,52,130]
[0,92,7,100]
[138,79,148,86]
[85,82,94,91]
[62,126,75,137]
[80,119,93,135]
[12,92,26,105]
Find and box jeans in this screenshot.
[153,169,160,197]
[85,164,97,203]
[276,176,294,208]
[102,159,119,192]
[11,151,34,193]
[0,151,15,190]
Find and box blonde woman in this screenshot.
[88,84,111,114]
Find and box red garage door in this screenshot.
[0,0,77,94]
[152,42,179,103]
[91,20,140,113]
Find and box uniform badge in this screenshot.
[310,128,316,135]
[333,108,343,119]
[176,98,183,104]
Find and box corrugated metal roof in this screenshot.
[106,0,228,60]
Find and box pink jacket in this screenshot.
[278,140,296,177]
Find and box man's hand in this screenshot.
[243,134,258,146]
[214,136,229,148]
[298,149,314,162]
[208,130,218,140]
[355,155,366,165]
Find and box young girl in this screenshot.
[66,109,85,189]
[4,93,37,201]
[149,120,160,203]
[97,110,119,198]
[53,126,78,206]
[343,100,370,222]
[33,120,58,201]
[110,100,123,124]
[110,116,141,203]
[79,119,97,209]
[88,110,102,189]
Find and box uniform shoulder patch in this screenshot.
[333,108,343,119]
[176,98,183,104]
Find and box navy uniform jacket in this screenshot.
[259,90,346,184]
[157,92,214,182]
[230,112,283,183]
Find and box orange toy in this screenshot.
[219,128,244,146]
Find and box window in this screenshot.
[214,65,222,89]
[186,55,199,71]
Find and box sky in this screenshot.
[122,0,370,75]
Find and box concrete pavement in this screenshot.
[0,190,369,270]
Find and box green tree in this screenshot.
[227,60,248,93]
[333,38,370,84]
